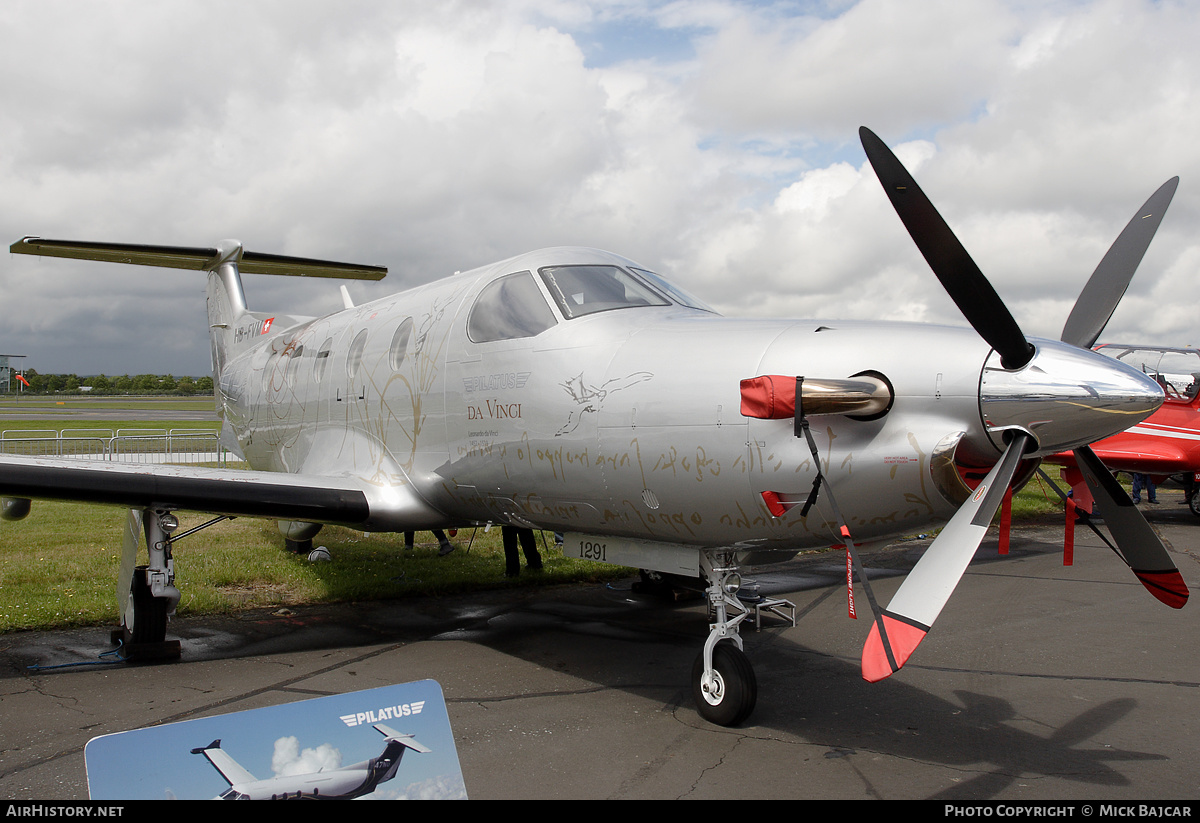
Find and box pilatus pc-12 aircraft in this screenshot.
[192,723,429,800]
[0,129,1188,726]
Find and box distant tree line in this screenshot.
[12,370,214,396]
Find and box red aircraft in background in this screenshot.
[1050,344,1200,515]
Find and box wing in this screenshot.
[373,724,431,754]
[1087,441,1192,475]
[0,454,439,529]
[1051,433,1194,476]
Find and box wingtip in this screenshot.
[1135,569,1189,609]
[862,614,928,682]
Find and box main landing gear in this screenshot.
[115,508,181,659]
[692,552,758,726]
[115,508,232,661]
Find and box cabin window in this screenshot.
[539,265,669,319]
[467,271,557,343]
[347,329,368,379]
[390,318,414,370]
[314,338,333,383]
[285,344,304,386]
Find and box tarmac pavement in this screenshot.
[1,491,1198,800]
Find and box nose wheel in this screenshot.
[693,551,759,726]
[693,641,757,726]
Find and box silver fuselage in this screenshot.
[215,247,1161,553]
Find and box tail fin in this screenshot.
[9,236,387,381]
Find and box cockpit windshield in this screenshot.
[539,265,669,319]
[538,264,716,319]
[629,267,717,313]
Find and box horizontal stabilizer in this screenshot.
[373,724,431,753]
[10,237,387,280]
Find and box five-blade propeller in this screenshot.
[858,127,1187,682]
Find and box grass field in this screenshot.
[0,398,217,413]
[0,503,633,633]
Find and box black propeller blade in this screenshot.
[859,126,1035,370]
[1056,176,1187,610]
[1061,177,1179,349]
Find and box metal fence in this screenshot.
[0,428,237,467]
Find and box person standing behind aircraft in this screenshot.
[1131,473,1158,504]
[405,530,456,556]
[502,526,542,577]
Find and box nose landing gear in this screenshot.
[693,551,758,726]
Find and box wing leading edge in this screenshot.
[0,455,379,524]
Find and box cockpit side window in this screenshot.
[1155,351,1200,400]
[539,265,670,319]
[467,270,558,343]
[1099,346,1200,401]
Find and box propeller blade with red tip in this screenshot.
[862,433,1032,682]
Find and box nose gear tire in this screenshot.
[692,642,757,726]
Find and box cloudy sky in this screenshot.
[1,0,1197,377]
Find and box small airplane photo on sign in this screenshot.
[84,680,464,800]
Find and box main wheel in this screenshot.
[125,566,167,645]
[692,642,757,726]
[1189,488,1200,517]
